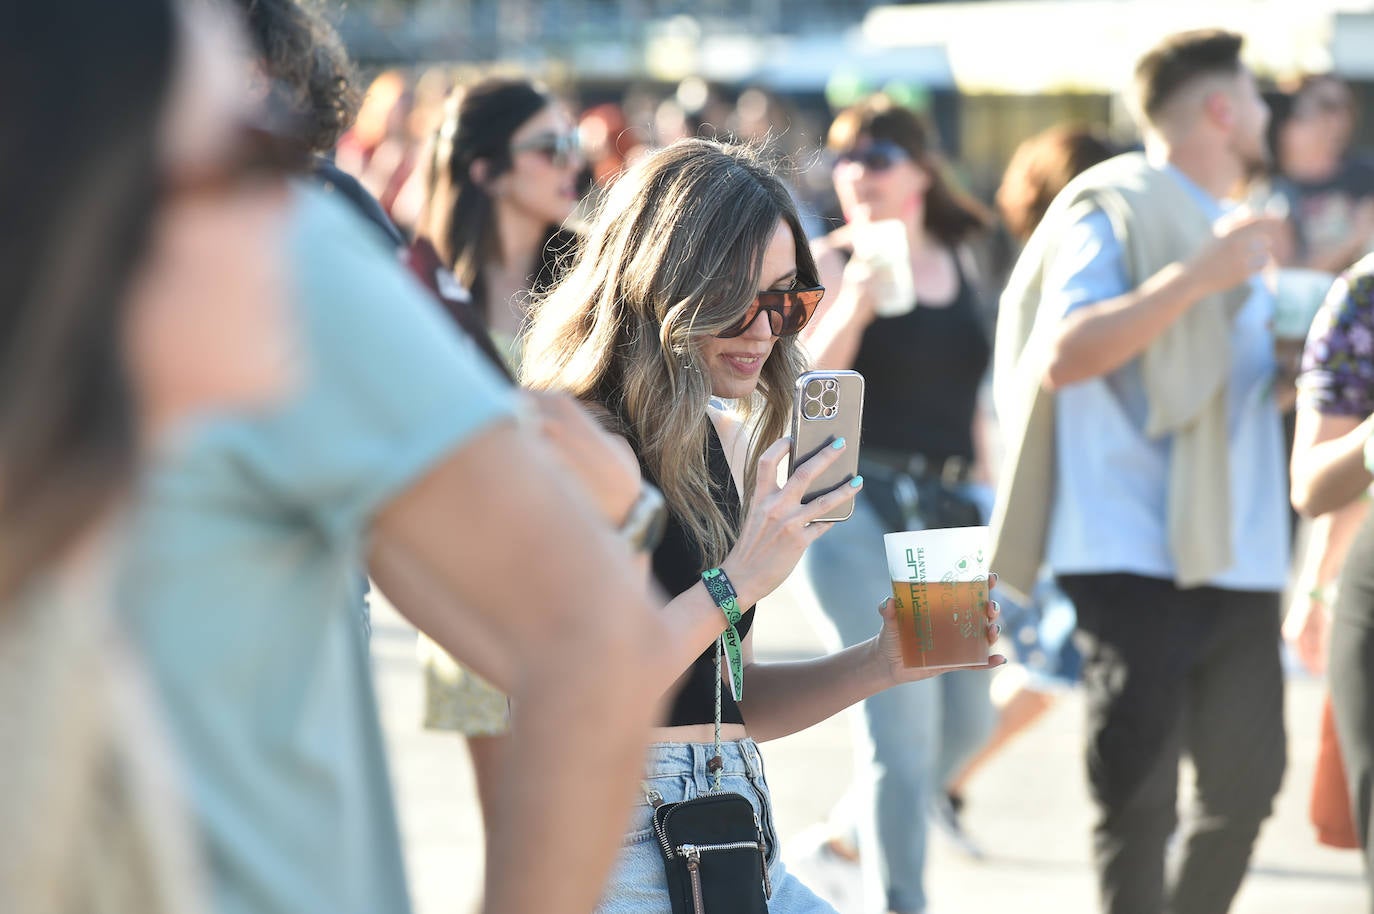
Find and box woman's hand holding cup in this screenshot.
[877,571,1006,685]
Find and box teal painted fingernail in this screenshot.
[831,437,846,449]
[849,475,864,488]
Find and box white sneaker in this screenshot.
[785,825,864,912]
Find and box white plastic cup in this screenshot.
[850,219,917,318]
[882,526,991,670]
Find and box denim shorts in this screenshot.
[594,738,837,914]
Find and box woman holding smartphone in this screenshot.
[521,137,1003,912]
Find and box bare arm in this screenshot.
[735,632,892,743]
[367,418,665,914]
[800,238,875,370]
[1290,409,1374,517]
[1045,215,1283,389]
[737,596,1003,742]
[971,387,998,487]
[1284,497,1369,674]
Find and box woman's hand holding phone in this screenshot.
[719,436,861,609]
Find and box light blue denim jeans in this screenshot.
[595,739,837,914]
[798,492,995,914]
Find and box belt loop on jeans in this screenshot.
[740,740,763,779]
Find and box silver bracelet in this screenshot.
[618,482,668,553]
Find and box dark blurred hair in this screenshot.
[417,77,553,317]
[0,0,176,599]
[1263,89,1295,172]
[997,124,1116,242]
[1133,29,1245,125]
[234,0,359,153]
[1293,73,1356,121]
[827,95,991,247]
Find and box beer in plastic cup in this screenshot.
[883,526,990,670]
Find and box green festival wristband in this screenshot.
[701,567,745,702]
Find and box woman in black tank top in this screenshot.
[796,97,998,914]
[522,138,1003,914]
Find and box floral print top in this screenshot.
[1297,259,1374,417]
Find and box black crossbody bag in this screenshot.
[651,639,771,914]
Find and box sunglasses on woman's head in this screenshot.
[511,131,582,168]
[716,285,826,339]
[833,140,910,173]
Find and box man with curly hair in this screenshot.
[235,0,404,246]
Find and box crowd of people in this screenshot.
[4,3,1374,914]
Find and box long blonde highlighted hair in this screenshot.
[521,139,816,568]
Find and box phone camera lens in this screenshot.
[805,379,825,399]
[821,390,839,408]
[803,400,823,420]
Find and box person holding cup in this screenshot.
[992,30,1288,914]
[521,137,1003,913]
[795,95,998,914]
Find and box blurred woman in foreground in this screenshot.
[0,0,296,909]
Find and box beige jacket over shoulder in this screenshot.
[989,153,1251,598]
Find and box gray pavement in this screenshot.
[371,580,1367,914]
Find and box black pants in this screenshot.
[1059,574,1286,914]
[1332,511,1374,913]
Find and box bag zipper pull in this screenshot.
[645,788,665,808]
[681,845,705,914]
[757,822,772,898]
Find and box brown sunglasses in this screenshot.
[717,285,826,339]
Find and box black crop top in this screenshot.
[647,422,754,727]
[851,251,990,462]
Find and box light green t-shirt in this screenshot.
[119,184,516,914]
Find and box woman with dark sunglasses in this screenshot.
[521,137,1002,913]
[410,73,586,840]
[794,95,997,914]
[416,76,584,359]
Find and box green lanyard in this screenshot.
[701,567,744,703]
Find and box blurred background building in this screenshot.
[331,0,1374,200]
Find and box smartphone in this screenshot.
[789,369,865,521]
